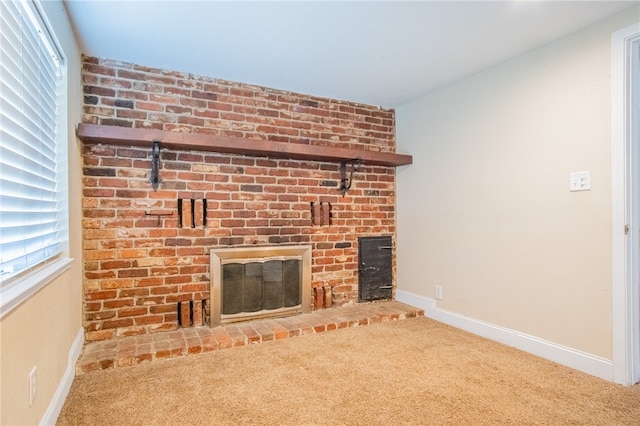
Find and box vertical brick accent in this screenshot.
[179,301,191,327]
[193,199,204,227]
[81,55,398,341]
[192,300,203,326]
[321,202,331,226]
[324,286,332,308]
[181,199,192,228]
[311,202,321,226]
[203,299,210,324]
[314,287,324,310]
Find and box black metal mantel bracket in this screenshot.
[150,140,161,191]
[339,158,362,197]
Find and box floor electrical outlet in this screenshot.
[29,366,37,407]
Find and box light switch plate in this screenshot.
[569,171,591,192]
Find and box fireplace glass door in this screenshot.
[222,258,301,316]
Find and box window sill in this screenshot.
[0,258,73,320]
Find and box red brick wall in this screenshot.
[81,56,397,341]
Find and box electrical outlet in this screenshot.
[569,171,591,191]
[435,285,443,300]
[29,366,37,407]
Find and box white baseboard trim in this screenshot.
[397,289,614,382]
[40,327,84,426]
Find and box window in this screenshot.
[0,0,68,311]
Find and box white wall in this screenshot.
[0,1,83,424]
[397,6,639,370]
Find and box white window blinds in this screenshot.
[0,0,65,284]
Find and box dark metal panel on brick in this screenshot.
[358,236,392,302]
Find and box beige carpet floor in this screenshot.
[57,317,640,425]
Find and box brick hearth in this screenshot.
[76,301,423,374]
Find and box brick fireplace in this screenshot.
[80,56,402,342]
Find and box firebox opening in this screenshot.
[222,257,301,314]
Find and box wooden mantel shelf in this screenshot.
[77,124,412,167]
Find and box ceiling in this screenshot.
[63,0,638,108]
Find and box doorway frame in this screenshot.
[612,22,640,386]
